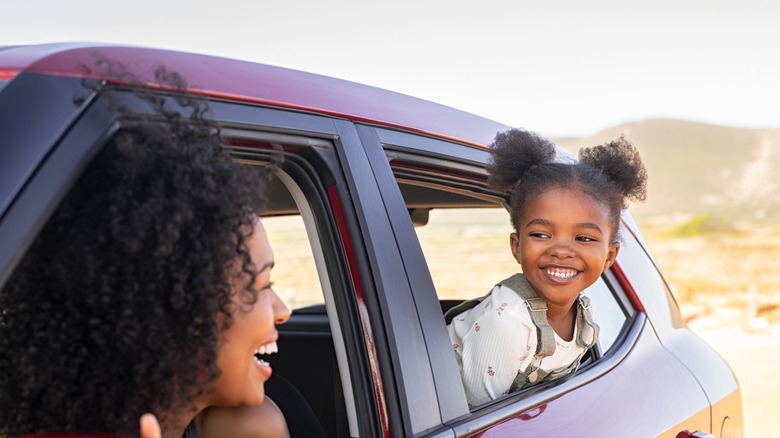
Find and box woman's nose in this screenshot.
[273,291,291,325]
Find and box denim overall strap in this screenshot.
[498,273,556,357]
[506,283,599,392]
[509,351,583,392]
[444,292,492,325]
[575,294,600,349]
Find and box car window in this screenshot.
[235,147,361,437]
[414,207,517,300]
[579,277,629,353]
[412,204,630,354]
[263,214,324,309]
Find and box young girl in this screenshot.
[446,128,647,407]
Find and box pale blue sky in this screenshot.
[3,0,778,136]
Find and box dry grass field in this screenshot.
[641,216,780,321]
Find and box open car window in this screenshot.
[229,137,362,437]
[390,153,636,410]
[408,201,632,355]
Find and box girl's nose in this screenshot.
[549,239,575,258]
[272,291,291,325]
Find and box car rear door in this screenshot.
[362,126,715,437]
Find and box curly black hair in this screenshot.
[0,71,271,436]
[487,128,647,242]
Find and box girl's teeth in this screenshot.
[547,268,576,278]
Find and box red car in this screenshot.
[0,43,742,437]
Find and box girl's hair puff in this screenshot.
[578,135,648,208]
[487,129,647,243]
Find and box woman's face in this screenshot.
[208,219,290,407]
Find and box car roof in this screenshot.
[0,43,509,148]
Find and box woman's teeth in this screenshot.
[254,342,278,367]
[255,341,278,356]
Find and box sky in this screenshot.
[3,0,779,137]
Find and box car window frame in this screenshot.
[211,112,395,437]
[216,104,452,436]
[0,74,113,288]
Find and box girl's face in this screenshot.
[207,219,290,408]
[510,187,620,310]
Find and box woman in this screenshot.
[0,73,291,437]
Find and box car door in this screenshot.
[188,94,458,437]
[362,126,715,437]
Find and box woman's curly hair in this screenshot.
[487,128,647,242]
[0,70,272,436]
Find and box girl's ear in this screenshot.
[604,242,621,271]
[510,232,523,265]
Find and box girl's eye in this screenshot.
[529,232,550,239]
[577,236,597,242]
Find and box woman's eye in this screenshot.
[255,280,274,294]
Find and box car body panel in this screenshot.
[617,223,741,411]
[0,43,507,148]
[466,323,710,437]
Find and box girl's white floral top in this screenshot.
[447,283,592,407]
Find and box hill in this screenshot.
[551,119,780,220]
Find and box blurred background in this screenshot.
[4,0,779,434]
